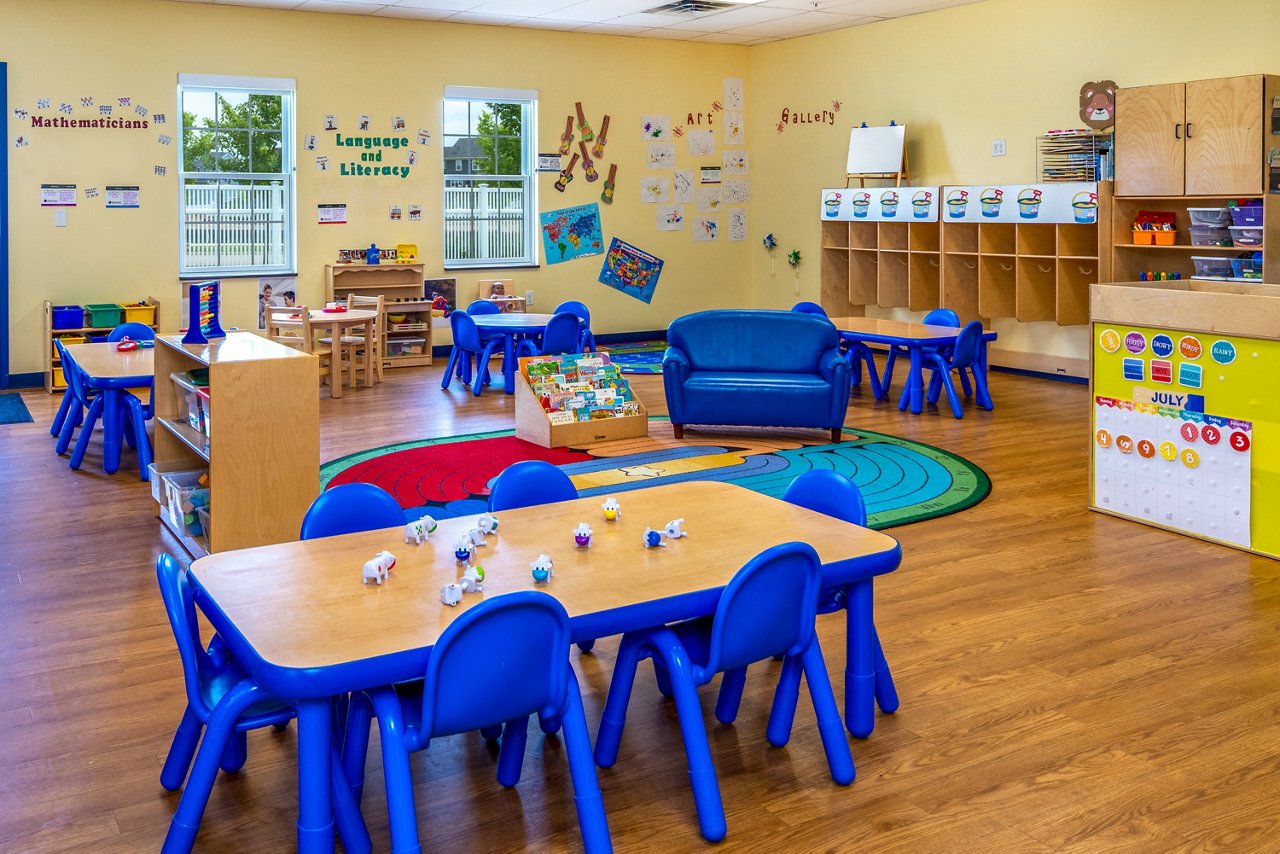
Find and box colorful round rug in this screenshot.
[597,339,665,374]
[320,420,990,530]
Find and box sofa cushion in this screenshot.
[685,370,832,394]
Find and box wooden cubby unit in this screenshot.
[45,298,159,392]
[153,333,319,557]
[325,262,432,367]
[1110,194,1277,284]
[941,255,981,323]
[1016,258,1058,322]
[878,251,910,308]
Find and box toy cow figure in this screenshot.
[601,497,621,521]
[440,582,463,606]
[643,528,666,549]
[461,564,486,593]
[477,512,499,536]
[467,527,486,548]
[573,522,593,548]
[531,554,554,584]
[454,534,475,564]
[404,514,438,545]
[664,518,688,540]
[363,550,396,585]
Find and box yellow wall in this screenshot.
[3,0,747,375]
[747,0,1280,361]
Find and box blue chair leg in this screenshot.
[441,347,460,390]
[369,688,423,854]
[880,347,901,395]
[51,388,74,437]
[129,396,153,480]
[714,667,747,725]
[594,632,647,768]
[577,640,596,654]
[480,723,503,742]
[958,367,974,397]
[496,716,529,787]
[765,654,805,748]
[160,705,204,792]
[937,370,964,418]
[342,693,375,805]
[860,348,884,399]
[55,404,81,456]
[872,628,899,713]
[219,730,248,773]
[331,745,372,854]
[801,638,856,786]
[560,670,612,854]
[69,395,104,470]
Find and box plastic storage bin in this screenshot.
[196,507,211,547]
[1231,254,1263,280]
[122,301,156,324]
[51,305,85,329]
[1131,230,1154,245]
[161,468,210,537]
[197,389,211,439]
[387,336,426,356]
[1189,225,1232,247]
[85,303,123,327]
[1230,206,1264,227]
[1187,207,1231,227]
[1229,226,1263,247]
[170,372,204,433]
[1192,256,1233,279]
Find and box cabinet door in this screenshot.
[1185,75,1263,196]
[1115,83,1185,196]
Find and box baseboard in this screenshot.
[432,329,666,360]
[7,372,44,389]
[986,347,1088,381]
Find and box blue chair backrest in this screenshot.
[668,310,839,374]
[54,338,77,395]
[949,320,984,369]
[699,542,822,678]
[922,308,960,328]
[466,300,501,316]
[58,340,93,406]
[450,310,483,352]
[791,301,827,317]
[156,553,242,720]
[782,470,867,527]
[108,322,156,343]
[419,591,571,737]
[554,300,591,325]
[487,460,578,512]
[539,312,584,356]
[299,483,404,540]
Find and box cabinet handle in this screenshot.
[1185,122,1193,138]
[1174,123,1181,139]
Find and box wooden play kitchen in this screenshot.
[324,261,433,368]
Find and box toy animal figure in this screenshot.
[573,522,593,548]
[664,518,687,539]
[440,582,463,606]
[643,528,666,549]
[531,554,554,584]
[363,550,396,585]
[601,497,621,521]
[460,564,485,593]
[467,527,486,548]
[477,512,499,536]
[404,514,438,545]
[454,534,475,564]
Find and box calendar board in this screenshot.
[1091,323,1279,557]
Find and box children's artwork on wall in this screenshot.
[358,114,371,131]
[723,150,748,175]
[673,170,694,203]
[258,276,298,330]
[725,112,744,146]
[324,114,337,130]
[599,237,664,304]
[640,176,670,203]
[647,143,675,169]
[641,114,669,140]
[687,130,714,157]
[304,134,317,150]
[722,179,748,205]
[539,203,605,264]
[728,208,747,241]
[696,186,722,213]
[408,203,422,221]
[692,218,719,242]
[724,77,744,111]
[656,204,685,231]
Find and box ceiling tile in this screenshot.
[294,0,389,11]
[370,5,453,17]
[663,5,802,31]
[386,0,483,10]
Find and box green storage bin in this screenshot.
[85,303,124,327]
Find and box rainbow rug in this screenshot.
[320,420,990,530]
[597,339,666,374]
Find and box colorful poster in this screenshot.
[942,181,1099,223]
[540,203,604,264]
[105,185,139,208]
[599,237,664,304]
[656,205,685,231]
[819,186,938,222]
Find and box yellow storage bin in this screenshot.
[122,302,156,324]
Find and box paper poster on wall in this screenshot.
[819,186,939,222]
[723,150,748,175]
[647,143,675,169]
[99,105,112,116]
[537,153,563,172]
[40,184,76,206]
[540,203,604,264]
[392,115,406,131]
[79,97,93,107]
[258,277,298,330]
[317,203,347,224]
[722,179,748,205]
[700,166,721,184]
[154,166,167,176]
[656,205,685,231]
[389,204,403,221]
[304,134,318,150]
[408,203,422,221]
[641,115,669,140]
[687,129,714,157]
[942,182,1099,224]
[14,135,29,148]
[692,218,718,242]
[599,237,664,304]
[153,113,166,124]
[724,77,744,111]
[673,170,694,203]
[36,98,50,109]
[84,187,99,199]
[640,176,670,203]
[135,105,149,117]
[724,112,744,146]
[316,155,330,171]
[358,114,371,131]
[696,186,722,213]
[417,128,432,146]
[728,208,747,241]
[158,134,172,146]
[105,185,139,208]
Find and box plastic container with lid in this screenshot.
[1191,256,1233,279]
[1229,225,1263,247]
[1187,207,1231,227]
[1230,253,1263,280]
[1189,225,1232,247]
[1230,206,1263,227]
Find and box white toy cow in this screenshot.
[467,526,486,548]
[573,522,593,548]
[664,518,688,539]
[453,534,475,564]
[601,497,621,521]
[531,554,554,584]
[363,550,396,585]
[404,514,438,545]
[477,512,499,536]
[460,564,485,593]
[440,582,463,606]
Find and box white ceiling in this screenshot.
[164,0,986,45]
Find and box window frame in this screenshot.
[441,85,538,270]
[177,73,297,277]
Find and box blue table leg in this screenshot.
[102,389,123,474]
[502,332,517,394]
[902,346,925,414]
[297,699,335,854]
[844,580,875,738]
[975,338,994,410]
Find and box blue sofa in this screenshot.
[663,309,851,441]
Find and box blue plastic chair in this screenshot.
[442,311,501,397]
[108,322,157,418]
[487,459,578,512]
[51,338,92,443]
[880,308,972,398]
[299,482,404,539]
[55,341,152,478]
[790,302,882,399]
[554,300,596,353]
[466,299,501,315]
[594,542,853,842]
[917,319,992,419]
[515,311,583,359]
[342,591,611,853]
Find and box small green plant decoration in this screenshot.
[787,249,802,267]
[763,232,778,279]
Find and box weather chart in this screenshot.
[1091,323,1278,555]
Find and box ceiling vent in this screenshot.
[645,0,736,14]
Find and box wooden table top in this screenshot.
[470,312,555,329]
[64,341,154,379]
[158,332,315,365]
[191,481,899,672]
[827,316,968,340]
[272,308,379,327]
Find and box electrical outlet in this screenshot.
[991,139,1006,157]
[525,290,534,307]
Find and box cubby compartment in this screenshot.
[942,255,981,323]
[848,250,878,304]
[821,248,850,301]
[1016,258,1057,322]
[1056,259,1098,326]
[908,253,941,311]
[1057,223,1098,258]
[877,251,909,307]
[848,222,878,250]
[944,222,978,254]
[908,222,940,253]
[979,223,1016,255]
[821,221,850,249]
[878,222,909,251]
[979,255,1017,318]
[1016,223,1056,257]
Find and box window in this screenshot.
[178,74,295,276]
[442,86,537,268]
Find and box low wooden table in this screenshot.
[274,308,379,398]
[63,341,154,474]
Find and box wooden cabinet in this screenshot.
[44,298,159,392]
[1116,75,1277,197]
[324,263,432,367]
[153,333,319,556]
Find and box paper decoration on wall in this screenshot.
[601,163,617,205]
[777,100,842,134]
[153,165,166,176]
[692,218,719,242]
[642,114,669,141]
[84,187,99,199]
[559,115,575,155]
[700,166,721,184]
[722,179,748,205]
[79,97,93,107]
[37,98,51,109]
[1079,80,1117,130]
[640,176,670,203]
[696,186,722,213]
[58,103,73,115]
[106,186,140,208]
[540,203,604,264]
[116,97,130,107]
[406,150,418,166]
[409,203,423,221]
[687,130,714,157]
[158,134,172,146]
[324,115,338,130]
[728,208,747,241]
[153,113,166,124]
[417,128,431,146]
[673,170,694,203]
[647,143,675,169]
[724,78,744,111]
[358,115,371,131]
[316,155,330,171]
[575,102,595,142]
[304,134,318,150]
[672,125,684,138]
[592,115,611,158]
[599,237,664,304]
[317,203,346,224]
[392,115,406,131]
[135,105,148,117]
[13,135,28,148]
[555,153,579,192]
[723,150,748,175]
[40,184,76,206]
[12,108,28,120]
[578,140,599,182]
[99,105,112,116]
[656,205,685,231]
[725,112,744,146]
[390,204,403,221]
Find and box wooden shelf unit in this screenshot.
[821,184,1111,327]
[44,298,159,392]
[1110,195,1277,284]
[324,263,432,367]
[153,332,319,557]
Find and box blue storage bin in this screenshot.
[51,305,84,330]
[1230,206,1263,227]
[89,335,109,343]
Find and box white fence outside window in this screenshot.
[182,183,287,270]
[443,183,528,263]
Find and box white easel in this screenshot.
[845,124,908,188]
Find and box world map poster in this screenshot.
[539,203,604,264]
[598,237,664,304]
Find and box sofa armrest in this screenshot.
[817,347,846,383]
[662,346,690,418]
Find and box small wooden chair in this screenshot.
[267,306,334,390]
[346,293,385,386]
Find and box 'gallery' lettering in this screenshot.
[778,108,836,126]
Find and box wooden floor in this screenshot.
[2,364,1278,853]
